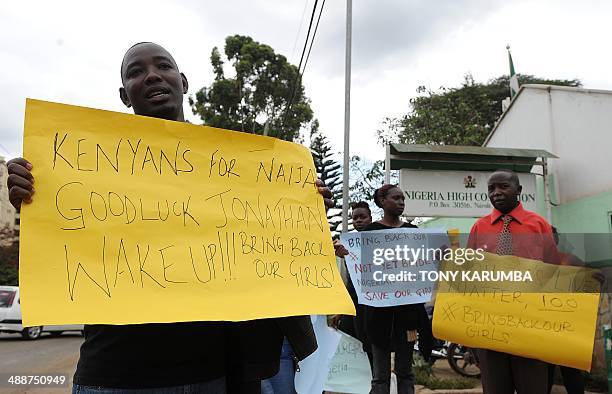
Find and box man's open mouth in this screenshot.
[146,88,170,99]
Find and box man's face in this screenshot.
[120,43,188,121]
[487,171,522,213]
[351,208,372,231]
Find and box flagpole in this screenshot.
[507,44,519,99]
[506,45,512,98]
[342,0,352,232]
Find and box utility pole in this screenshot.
[342,0,352,232]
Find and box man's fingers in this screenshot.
[6,159,35,212]
[8,196,21,211]
[316,178,333,199]
[318,186,333,199]
[7,157,33,171]
[9,185,33,209]
[7,162,34,183]
[8,173,34,192]
[316,178,334,213]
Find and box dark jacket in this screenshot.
[361,221,434,358]
[226,316,317,382]
[337,260,367,347]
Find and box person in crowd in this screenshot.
[260,337,297,394]
[350,201,373,232]
[546,226,586,394]
[467,169,560,394]
[552,226,585,267]
[261,202,374,394]
[332,201,373,363]
[361,184,433,394]
[6,42,334,394]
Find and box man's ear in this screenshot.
[119,87,131,108]
[181,73,188,94]
[517,185,523,196]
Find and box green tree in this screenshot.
[348,156,398,218]
[0,227,18,286]
[381,73,581,146]
[190,35,314,142]
[349,156,384,203]
[310,122,343,235]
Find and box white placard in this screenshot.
[399,169,537,217]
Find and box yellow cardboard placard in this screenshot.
[20,99,354,326]
[433,253,600,371]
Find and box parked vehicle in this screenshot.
[0,286,83,340]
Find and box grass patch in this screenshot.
[413,363,478,390]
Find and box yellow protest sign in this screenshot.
[20,99,354,326]
[433,253,600,371]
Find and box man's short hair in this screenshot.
[120,42,178,82]
[491,169,520,186]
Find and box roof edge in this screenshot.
[521,84,612,95]
[483,84,612,146]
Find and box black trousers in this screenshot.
[370,341,415,394]
[477,349,549,394]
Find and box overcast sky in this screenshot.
[2,0,612,162]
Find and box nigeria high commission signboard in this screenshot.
[399,169,537,217]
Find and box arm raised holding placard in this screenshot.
[7,161,334,210]
[8,41,340,394]
[6,158,34,211]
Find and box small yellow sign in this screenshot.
[433,253,600,371]
[20,99,354,326]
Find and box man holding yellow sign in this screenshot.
[432,169,600,394]
[7,42,353,393]
[466,170,560,393]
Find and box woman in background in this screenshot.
[362,184,433,394]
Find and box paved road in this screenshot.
[0,332,82,394]
[0,334,598,393]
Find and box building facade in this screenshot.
[418,84,612,373]
[0,156,18,235]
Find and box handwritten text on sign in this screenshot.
[340,228,446,307]
[433,253,600,371]
[324,331,372,394]
[20,99,354,326]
